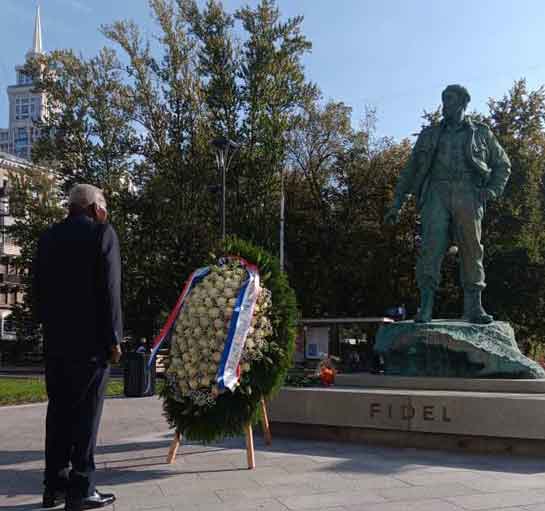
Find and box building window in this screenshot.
[17,72,33,86]
[30,97,40,120]
[15,128,30,158]
[15,97,31,120]
[15,96,40,121]
[15,127,28,143]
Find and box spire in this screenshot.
[32,4,43,54]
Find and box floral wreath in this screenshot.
[156,238,297,442]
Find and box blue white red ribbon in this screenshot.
[148,266,210,369]
[148,257,261,394]
[216,258,260,391]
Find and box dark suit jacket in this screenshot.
[33,214,123,362]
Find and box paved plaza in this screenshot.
[3,395,545,511]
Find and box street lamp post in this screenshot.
[211,136,239,241]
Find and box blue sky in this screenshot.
[2,0,545,141]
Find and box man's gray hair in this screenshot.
[68,184,107,210]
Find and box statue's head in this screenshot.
[441,84,471,123]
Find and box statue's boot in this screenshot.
[463,289,494,324]
[415,288,434,323]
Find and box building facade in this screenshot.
[0,152,28,341]
[1,6,46,160]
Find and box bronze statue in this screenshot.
[385,85,511,323]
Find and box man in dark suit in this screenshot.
[34,184,123,510]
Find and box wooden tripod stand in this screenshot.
[166,397,272,469]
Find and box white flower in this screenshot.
[169,260,274,401]
[208,307,220,319]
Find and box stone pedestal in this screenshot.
[268,386,545,454]
[374,320,545,379]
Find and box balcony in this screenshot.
[0,274,23,286]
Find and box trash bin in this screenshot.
[123,352,156,397]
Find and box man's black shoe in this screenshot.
[43,488,66,508]
[83,491,115,509]
[65,490,115,510]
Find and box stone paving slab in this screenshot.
[2,396,545,511]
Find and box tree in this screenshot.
[231,0,318,251]
[483,80,545,347]
[102,0,218,341]
[6,168,63,357]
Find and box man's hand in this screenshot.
[479,189,496,202]
[110,344,122,364]
[384,206,401,225]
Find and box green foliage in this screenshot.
[486,79,545,258]
[483,80,545,346]
[284,371,320,387]
[7,169,64,351]
[161,237,297,442]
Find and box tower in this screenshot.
[0,5,46,160]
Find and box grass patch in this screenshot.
[0,377,163,406]
[0,378,47,406]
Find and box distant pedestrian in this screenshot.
[349,351,360,372]
[34,184,122,510]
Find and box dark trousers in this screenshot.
[44,357,110,498]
